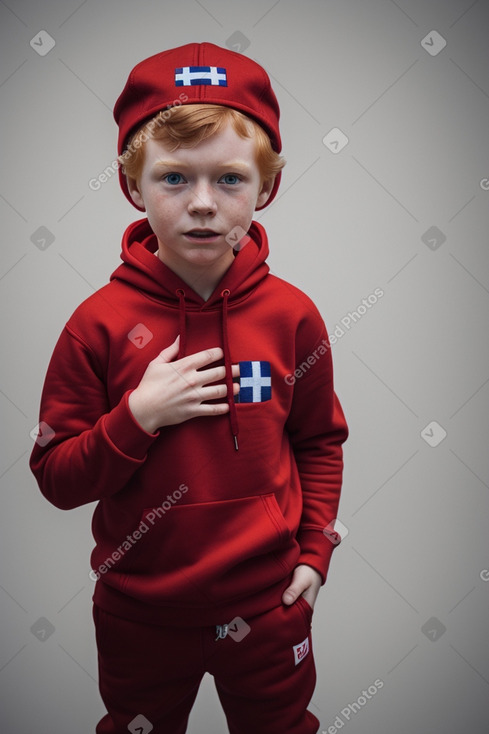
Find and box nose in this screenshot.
[187,180,217,216]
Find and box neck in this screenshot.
[156,247,235,301]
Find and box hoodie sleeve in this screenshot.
[30,325,159,510]
[285,325,348,585]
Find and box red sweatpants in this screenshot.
[93,596,319,734]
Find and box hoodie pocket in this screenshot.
[118,494,299,607]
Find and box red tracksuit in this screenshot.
[93,595,317,733]
[30,218,348,733]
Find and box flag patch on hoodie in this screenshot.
[236,361,271,403]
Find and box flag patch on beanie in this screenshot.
[236,361,271,403]
[175,66,227,87]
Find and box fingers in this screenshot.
[134,337,242,430]
[282,564,321,606]
[163,343,240,386]
[198,402,230,416]
[282,587,302,605]
[195,363,240,387]
[196,382,240,414]
[154,339,221,371]
[197,381,240,402]
[177,348,241,375]
[152,340,240,411]
[155,335,180,363]
[155,340,241,379]
[178,346,225,372]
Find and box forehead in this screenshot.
[144,122,258,168]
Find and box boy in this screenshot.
[30,42,348,734]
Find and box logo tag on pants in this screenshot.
[293,636,310,665]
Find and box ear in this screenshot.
[255,177,275,209]
[126,176,146,210]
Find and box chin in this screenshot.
[187,247,232,262]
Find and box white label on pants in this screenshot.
[293,636,310,665]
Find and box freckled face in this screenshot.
[127,123,273,286]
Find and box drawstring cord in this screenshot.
[176,289,186,359]
[175,288,240,451]
[221,289,239,451]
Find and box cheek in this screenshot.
[144,190,179,218]
[228,190,260,216]
[142,196,178,238]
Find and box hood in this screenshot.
[110,217,271,450]
[110,217,270,310]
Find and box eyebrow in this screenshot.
[151,159,252,171]
[152,160,186,170]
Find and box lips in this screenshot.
[185,229,220,238]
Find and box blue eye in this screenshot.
[164,173,185,185]
[220,174,240,185]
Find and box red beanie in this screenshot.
[113,42,282,210]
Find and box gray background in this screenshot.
[1,0,488,732]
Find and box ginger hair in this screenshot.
[119,104,285,186]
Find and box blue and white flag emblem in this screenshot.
[175,66,227,87]
[236,361,271,403]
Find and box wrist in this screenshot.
[128,389,159,434]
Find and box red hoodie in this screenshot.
[30,218,348,626]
